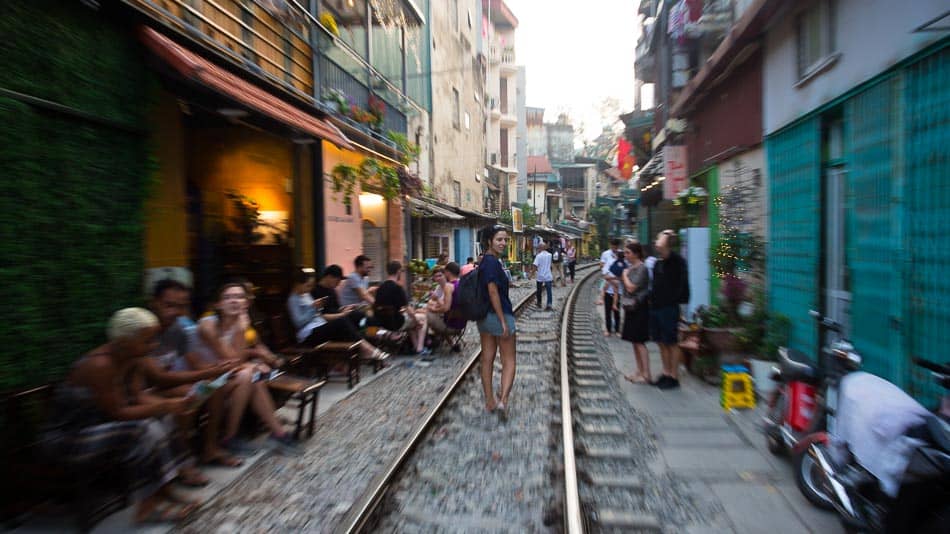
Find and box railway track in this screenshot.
[341,265,599,533]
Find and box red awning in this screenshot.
[140,27,353,150]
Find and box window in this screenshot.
[425,235,449,258]
[453,180,461,206]
[464,112,470,130]
[452,88,460,130]
[797,0,836,80]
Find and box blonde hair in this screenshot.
[107,307,158,341]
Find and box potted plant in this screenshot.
[673,185,707,227]
[697,304,742,354]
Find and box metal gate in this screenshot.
[766,118,821,354]
[846,77,903,382]
[902,46,950,406]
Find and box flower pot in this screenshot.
[749,358,777,398]
[702,327,742,353]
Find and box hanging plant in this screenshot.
[330,163,360,207]
[330,157,411,207]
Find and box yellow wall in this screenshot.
[144,90,188,268]
[190,125,293,238]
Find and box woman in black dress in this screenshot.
[620,243,652,384]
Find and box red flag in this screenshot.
[618,138,636,179]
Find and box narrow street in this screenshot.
[2,0,948,532]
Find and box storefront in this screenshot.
[140,27,350,313]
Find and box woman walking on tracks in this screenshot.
[477,224,517,417]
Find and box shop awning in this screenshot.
[407,197,464,220]
[638,150,664,180]
[140,27,353,151]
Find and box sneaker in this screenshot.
[266,433,302,456]
[657,377,681,390]
[651,375,671,387]
[544,305,553,311]
[222,437,259,456]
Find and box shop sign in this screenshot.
[511,206,524,233]
[663,145,688,199]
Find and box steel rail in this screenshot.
[561,266,601,534]
[341,263,598,533]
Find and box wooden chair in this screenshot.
[265,373,326,440]
[269,314,361,389]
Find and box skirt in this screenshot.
[621,302,650,343]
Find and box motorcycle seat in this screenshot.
[779,347,820,384]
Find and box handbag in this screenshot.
[620,292,639,312]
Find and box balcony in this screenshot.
[685,0,735,39]
[635,21,657,83]
[500,47,517,75]
[127,0,316,98]
[129,0,411,147]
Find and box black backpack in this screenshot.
[454,268,490,321]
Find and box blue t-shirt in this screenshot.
[609,257,628,278]
[479,254,513,315]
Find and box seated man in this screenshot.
[370,261,429,355]
[145,279,248,465]
[311,264,365,329]
[42,308,199,524]
[426,263,466,350]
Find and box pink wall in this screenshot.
[322,142,363,271]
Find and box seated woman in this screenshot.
[371,261,429,355]
[190,282,298,455]
[426,263,466,334]
[42,308,199,524]
[288,268,390,360]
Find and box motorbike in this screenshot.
[797,357,950,533]
[762,310,862,509]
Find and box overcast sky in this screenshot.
[504,0,639,142]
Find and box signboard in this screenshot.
[663,145,688,199]
[511,206,524,233]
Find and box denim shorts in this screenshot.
[650,305,680,344]
[477,312,517,336]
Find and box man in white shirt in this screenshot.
[532,243,554,311]
[598,238,623,335]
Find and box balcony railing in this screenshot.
[129,0,315,98]
[318,55,407,141]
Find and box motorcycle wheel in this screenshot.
[794,446,835,510]
[765,391,786,456]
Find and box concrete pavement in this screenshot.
[600,318,842,533]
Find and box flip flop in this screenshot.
[202,453,244,468]
[625,374,648,384]
[137,501,199,524]
[177,469,210,487]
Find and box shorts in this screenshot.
[477,312,517,336]
[650,305,680,344]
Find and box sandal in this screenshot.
[177,467,210,487]
[136,501,199,524]
[625,374,648,385]
[202,452,244,468]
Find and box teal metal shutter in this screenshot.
[846,77,904,382]
[766,118,821,354]
[903,46,950,406]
